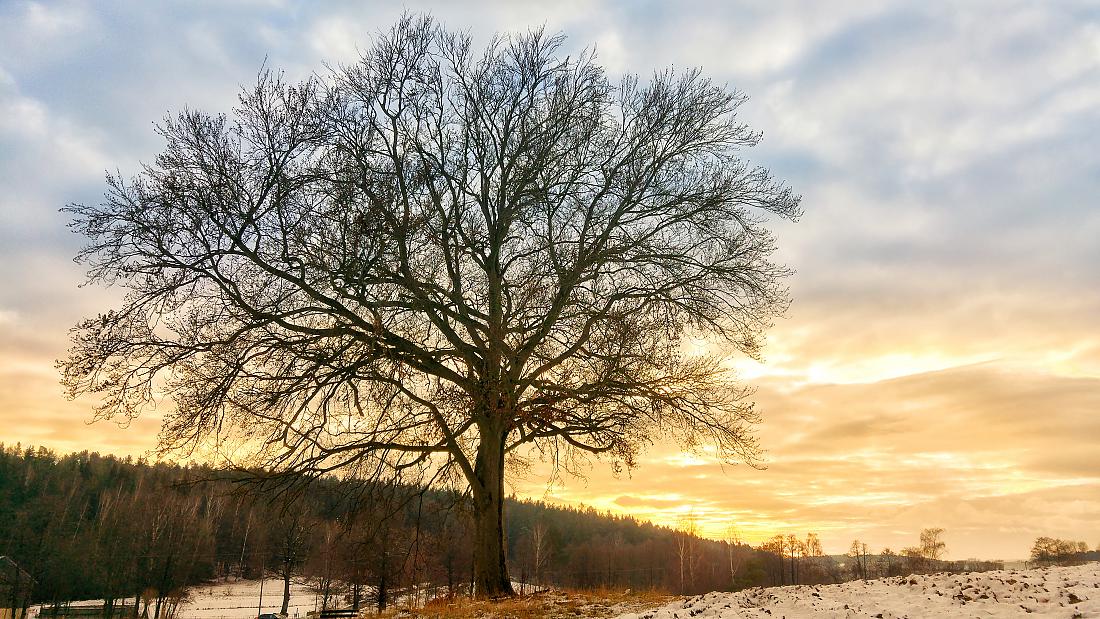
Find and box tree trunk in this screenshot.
[9,567,20,619]
[377,569,387,613]
[280,567,291,615]
[238,511,251,579]
[471,422,514,598]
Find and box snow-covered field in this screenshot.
[615,563,1100,618]
[173,579,320,619]
[34,564,1100,618]
[35,580,322,619]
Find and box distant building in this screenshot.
[0,557,33,619]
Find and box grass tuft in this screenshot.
[393,587,677,618]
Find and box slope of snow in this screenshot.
[615,563,1100,618]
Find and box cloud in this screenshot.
[22,1,89,37]
[514,363,1100,558]
[613,495,687,509]
[1,0,1098,561]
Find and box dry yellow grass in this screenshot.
[389,588,677,619]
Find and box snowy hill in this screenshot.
[614,563,1099,618]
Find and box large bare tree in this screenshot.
[61,15,800,597]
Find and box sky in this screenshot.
[1,0,1098,561]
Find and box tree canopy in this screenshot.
[62,15,800,595]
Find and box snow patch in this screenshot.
[615,563,1100,618]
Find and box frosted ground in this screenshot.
[173,580,319,619]
[36,563,1098,618]
[614,563,1100,618]
[33,580,320,619]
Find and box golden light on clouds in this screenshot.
[507,314,1100,559]
[3,257,1099,560]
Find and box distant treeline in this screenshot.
[0,445,1012,618]
[1028,537,1099,567]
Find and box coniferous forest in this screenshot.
[0,445,1017,617]
[0,445,756,615]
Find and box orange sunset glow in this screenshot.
[2,0,1098,566]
